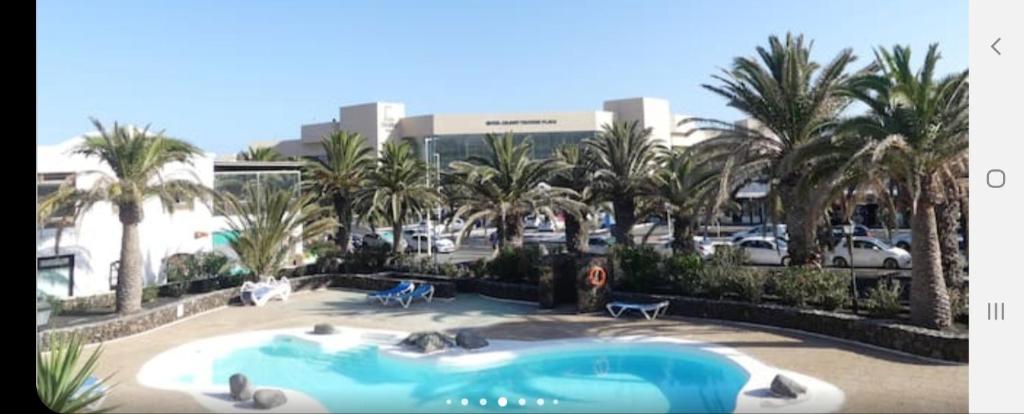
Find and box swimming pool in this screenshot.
[139,327,845,413]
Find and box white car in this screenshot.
[537,216,564,232]
[830,236,911,269]
[586,235,616,255]
[731,224,788,243]
[407,234,456,253]
[735,236,790,266]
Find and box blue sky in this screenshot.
[37,0,967,155]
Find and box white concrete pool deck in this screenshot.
[88,288,967,413]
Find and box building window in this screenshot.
[38,254,76,298]
[37,173,76,229]
[213,170,301,215]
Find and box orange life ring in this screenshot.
[587,266,607,287]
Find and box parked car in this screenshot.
[586,235,616,255]
[444,217,466,233]
[828,224,871,246]
[407,233,456,253]
[731,224,788,243]
[361,233,389,249]
[735,236,790,266]
[829,236,912,269]
[537,216,564,232]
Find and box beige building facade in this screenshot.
[258,97,718,167]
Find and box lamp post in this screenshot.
[424,138,434,256]
[844,221,860,314]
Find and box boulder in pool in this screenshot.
[313,323,336,335]
[229,373,252,401]
[456,331,489,350]
[253,389,287,409]
[400,331,455,353]
[770,374,807,399]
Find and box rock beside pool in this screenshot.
[229,373,252,401]
[313,323,336,335]
[253,389,287,409]
[456,331,489,350]
[400,331,455,353]
[770,374,807,399]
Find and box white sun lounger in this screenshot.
[240,277,291,306]
[606,301,670,320]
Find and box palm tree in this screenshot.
[237,146,283,161]
[42,119,211,314]
[550,145,597,253]
[305,131,375,253]
[840,44,968,329]
[647,148,733,254]
[447,132,580,249]
[691,33,859,265]
[218,184,336,280]
[585,121,664,246]
[366,141,438,253]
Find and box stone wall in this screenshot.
[612,291,968,363]
[476,279,538,302]
[57,292,115,312]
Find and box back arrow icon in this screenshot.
[992,38,1002,55]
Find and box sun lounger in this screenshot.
[368,280,414,305]
[240,277,291,306]
[396,283,435,308]
[606,300,670,320]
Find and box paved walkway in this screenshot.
[91,288,967,413]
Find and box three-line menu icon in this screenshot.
[988,302,1006,320]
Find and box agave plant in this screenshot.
[38,119,212,314]
[37,334,113,413]
[218,184,336,280]
[447,132,581,249]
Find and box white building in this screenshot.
[37,137,305,299]
[37,136,217,298]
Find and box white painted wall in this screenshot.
[37,136,216,298]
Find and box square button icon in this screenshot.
[987,169,1006,188]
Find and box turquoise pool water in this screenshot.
[205,336,750,413]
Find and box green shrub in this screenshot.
[771,267,850,310]
[218,274,245,289]
[41,294,64,316]
[198,252,231,278]
[158,282,187,298]
[612,245,664,292]
[468,258,487,278]
[486,246,543,283]
[865,278,904,318]
[697,264,730,300]
[727,268,769,303]
[664,254,703,296]
[342,246,391,273]
[143,286,159,303]
[707,245,748,267]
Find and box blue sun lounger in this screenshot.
[396,284,435,308]
[368,281,414,304]
[606,301,670,320]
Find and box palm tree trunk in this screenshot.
[612,198,636,246]
[116,202,144,314]
[780,185,821,266]
[672,214,695,254]
[333,195,352,254]
[564,213,589,253]
[936,199,963,287]
[503,213,524,248]
[909,198,952,329]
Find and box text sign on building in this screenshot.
[485,119,558,126]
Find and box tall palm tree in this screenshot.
[840,44,968,329]
[43,119,211,314]
[447,132,580,249]
[237,146,283,161]
[550,145,597,253]
[218,184,335,280]
[305,131,375,253]
[691,33,859,265]
[647,148,733,254]
[367,141,438,253]
[585,121,663,246]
